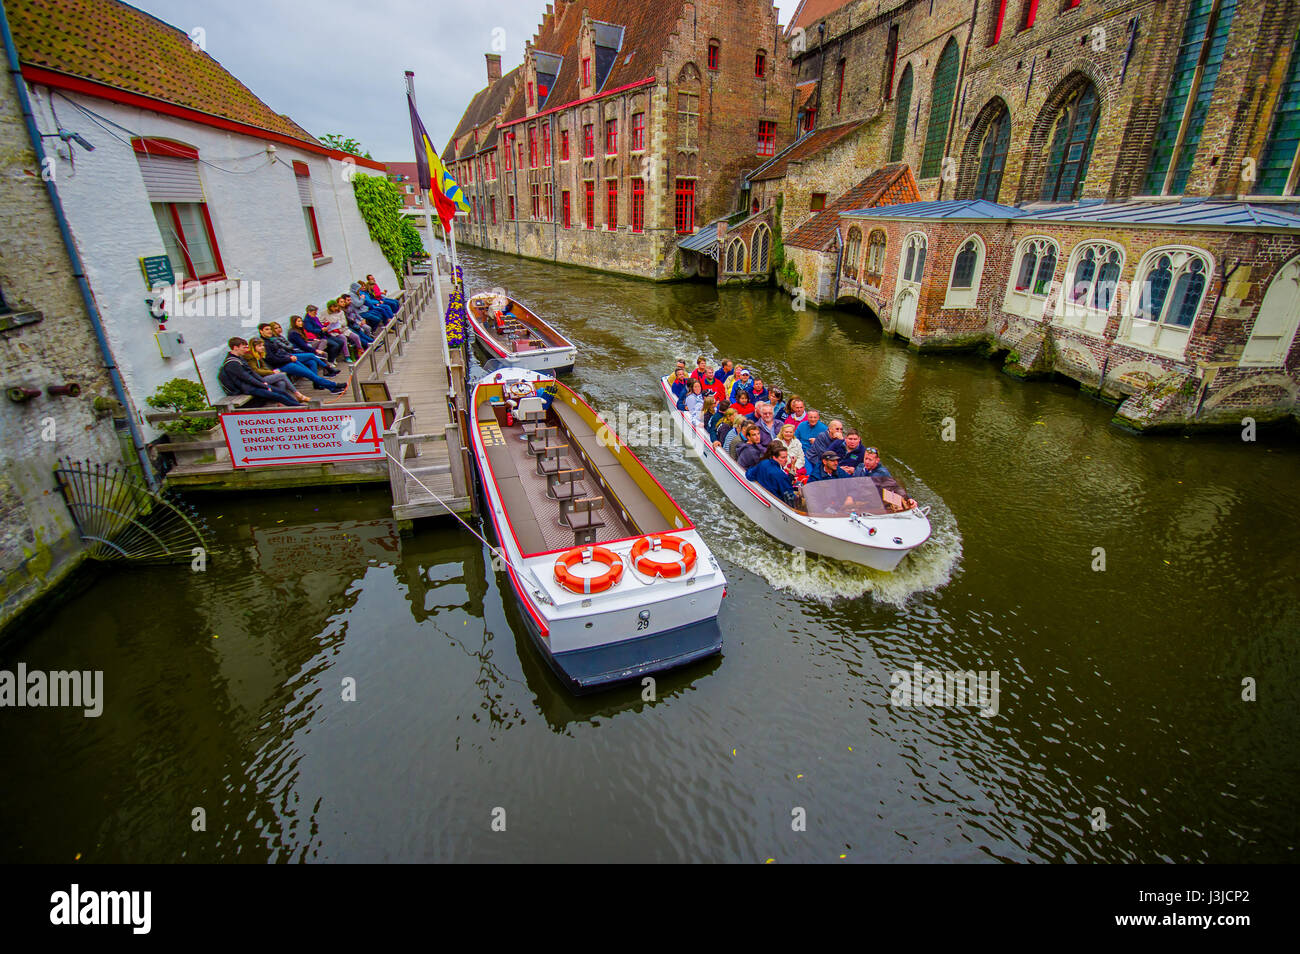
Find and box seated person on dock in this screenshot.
[245,338,308,403]
[219,338,302,406]
[735,424,765,469]
[808,450,848,481]
[329,299,374,349]
[746,440,797,504]
[364,274,400,312]
[308,304,359,361]
[258,324,346,393]
[289,314,343,364]
[342,293,385,333]
[352,281,394,321]
[258,322,335,376]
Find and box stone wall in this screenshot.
[0,70,127,632]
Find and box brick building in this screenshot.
[773,0,1300,430]
[441,0,794,279]
[385,161,425,211]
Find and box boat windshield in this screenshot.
[801,475,914,517]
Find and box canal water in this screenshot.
[3,244,1297,863]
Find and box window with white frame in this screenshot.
[1003,237,1059,318]
[1058,241,1123,335]
[943,236,985,308]
[1119,246,1212,358]
[898,232,927,286]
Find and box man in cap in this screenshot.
[807,449,848,481]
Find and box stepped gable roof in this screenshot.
[786,164,918,250]
[449,65,521,149]
[515,0,680,117]
[9,0,318,145]
[751,120,864,182]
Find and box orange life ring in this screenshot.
[630,535,697,579]
[554,545,624,594]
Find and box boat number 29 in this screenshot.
[636,611,651,631]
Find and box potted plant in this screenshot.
[147,378,226,465]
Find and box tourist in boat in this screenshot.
[838,428,868,474]
[714,408,742,452]
[770,388,786,420]
[808,419,846,475]
[721,414,748,458]
[859,446,893,479]
[704,397,728,441]
[750,375,770,406]
[218,338,303,406]
[754,402,780,445]
[670,368,690,408]
[794,408,828,465]
[684,378,705,420]
[714,359,733,386]
[729,390,755,419]
[245,338,308,403]
[746,440,796,502]
[808,450,849,481]
[699,394,717,431]
[691,356,713,392]
[729,368,754,404]
[777,422,804,475]
[781,395,807,426]
[735,424,765,469]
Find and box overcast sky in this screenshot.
[131,0,788,161]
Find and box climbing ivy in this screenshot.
[351,173,424,286]
[771,194,786,270]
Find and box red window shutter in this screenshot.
[606,180,617,229]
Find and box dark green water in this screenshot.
[3,245,1297,862]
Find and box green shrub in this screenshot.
[352,172,422,287]
[147,378,218,436]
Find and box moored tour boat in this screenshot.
[470,367,726,692]
[662,374,932,571]
[466,291,577,374]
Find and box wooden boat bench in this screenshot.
[562,496,606,546]
[535,443,570,476]
[527,426,562,456]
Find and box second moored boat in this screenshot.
[466,290,577,375]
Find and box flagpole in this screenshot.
[405,71,451,371]
[448,214,461,283]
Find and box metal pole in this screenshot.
[405,71,451,371]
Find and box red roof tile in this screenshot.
[9,0,325,146]
[751,120,864,181]
[785,0,857,35]
[786,164,919,249]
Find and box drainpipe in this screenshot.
[1,4,156,489]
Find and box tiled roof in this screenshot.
[510,0,682,120]
[785,0,858,35]
[751,120,863,181]
[842,198,1025,220]
[795,81,817,111]
[787,164,918,250]
[9,0,319,145]
[448,65,520,155]
[1020,199,1300,230]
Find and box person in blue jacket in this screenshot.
[807,450,849,481]
[746,441,796,503]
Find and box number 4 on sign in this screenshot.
[356,412,383,449]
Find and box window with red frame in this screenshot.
[528,126,538,167]
[757,120,776,156]
[707,41,719,70]
[137,140,225,280]
[542,124,551,166]
[582,58,591,86]
[490,196,497,224]
[606,180,618,229]
[755,50,766,78]
[504,135,513,170]
[561,130,570,160]
[988,0,1009,44]
[605,118,618,154]
[517,140,524,169]
[674,179,695,233]
[810,193,827,211]
[631,178,644,232]
[631,112,645,150]
[562,190,571,228]
[527,81,534,106]
[531,183,540,219]
[508,194,515,219]
[544,183,553,221]
[583,123,595,157]
[836,59,846,112]
[803,107,817,133]
[584,181,595,229]
[1019,0,1039,30]
[292,161,324,259]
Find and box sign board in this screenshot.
[140,254,175,289]
[221,407,386,468]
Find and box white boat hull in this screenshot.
[662,379,931,571]
[466,311,576,374]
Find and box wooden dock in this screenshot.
[151,265,476,522]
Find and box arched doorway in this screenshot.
[1242,256,1300,366]
[894,288,918,340]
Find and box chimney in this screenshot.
[485,53,502,83]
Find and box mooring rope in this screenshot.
[386,452,506,563]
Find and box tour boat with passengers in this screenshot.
[469,366,726,693]
[661,374,932,571]
[466,291,577,374]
